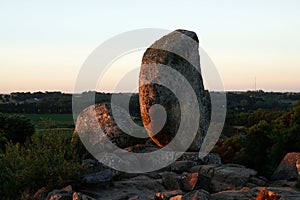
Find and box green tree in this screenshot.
[0,130,86,199]
[0,113,34,148]
[213,135,244,163]
[290,100,300,125]
[239,120,273,175]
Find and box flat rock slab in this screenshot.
[196,164,257,192]
[80,175,165,200]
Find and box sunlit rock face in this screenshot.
[296,159,300,174]
[271,152,300,181]
[139,29,210,151]
[74,103,146,150]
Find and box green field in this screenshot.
[9,113,142,129]
[22,114,74,129]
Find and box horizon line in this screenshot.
[1,89,300,95]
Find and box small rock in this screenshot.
[46,185,73,200]
[269,179,296,187]
[155,190,184,200]
[180,172,198,191]
[123,144,161,153]
[199,153,221,165]
[64,185,72,192]
[161,172,181,190]
[145,172,162,179]
[169,195,183,200]
[82,159,104,171]
[179,171,212,192]
[296,159,300,188]
[72,192,95,200]
[256,188,281,200]
[196,172,212,192]
[241,187,250,190]
[249,176,267,186]
[170,161,194,173]
[211,188,259,200]
[177,152,204,165]
[177,152,220,166]
[192,164,219,177]
[33,187,46,200]
[271,152,300,181]
[297,177,300,188]
[296,159,300,173]
[81,169,113,187]
[189,165,202,173]
[128,196,139,200]
[246,182,259,189]
[182,190,211,200]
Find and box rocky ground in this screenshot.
[44,30,300,200]
[39,149,300,200]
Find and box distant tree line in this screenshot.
[226,91,299,112]
[1,90,299,115]
[0,91,112,114]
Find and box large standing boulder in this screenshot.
[271,152,300,181]
[139,29,210,151]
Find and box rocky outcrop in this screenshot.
[177,152,221,166]
[45,185,95,200]
[82,175,166,200]
[182,189,211,200]
[170,161,194,174]
[124,146,206,165]
[271,152,300,181]
[74,103,146,149]
[211,187,300,200]
[190,164,260,192]
[81,169,113,188]
[65,28,300,200]
[139,29,210,151]
[45,152,300,200]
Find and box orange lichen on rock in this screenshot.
[256,188,281,200]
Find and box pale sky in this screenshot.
[1,0,300,93]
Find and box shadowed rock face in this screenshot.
[139,29,210,151]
